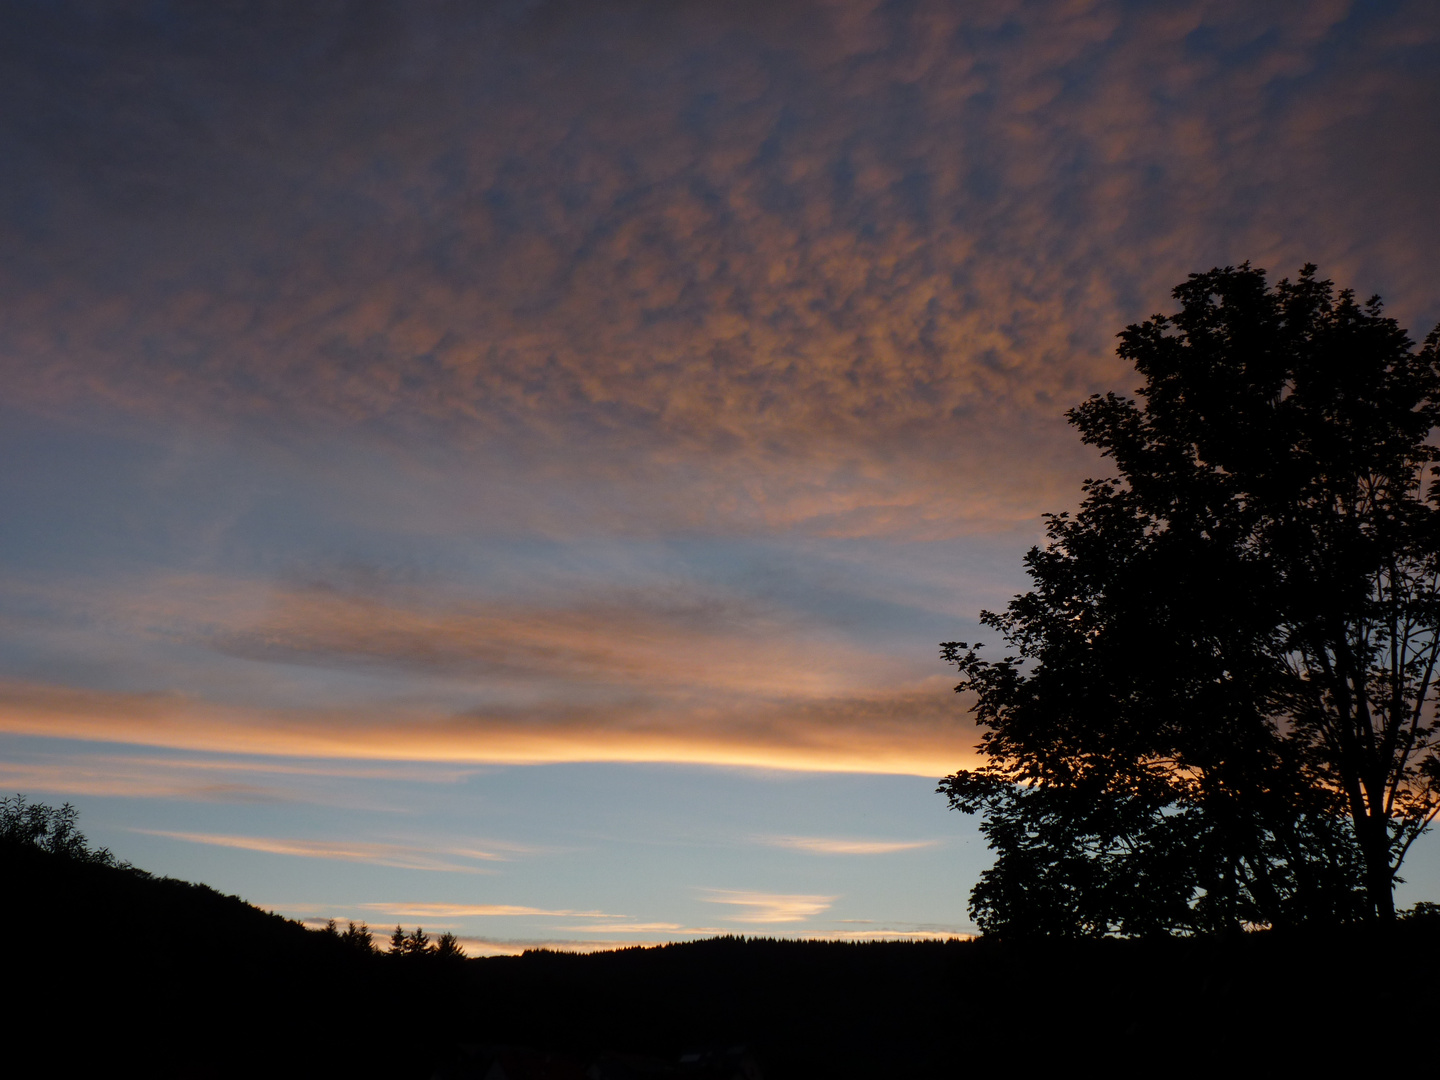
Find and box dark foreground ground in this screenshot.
[6,843,1436,1078]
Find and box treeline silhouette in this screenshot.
[313,917,466,961]
[7,798,1438,1077]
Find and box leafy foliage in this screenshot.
[0,793,123,866]
[941,264,1440,935]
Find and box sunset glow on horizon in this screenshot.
[4,0,1439,951]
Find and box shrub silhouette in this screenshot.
[0,794,121,866]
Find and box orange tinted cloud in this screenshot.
[3,3,1432,537]
[0,569,983,776]
[0,759,276,802]
[13,569,919,696]
[450,937,683,957]
[762,836,938,855]
[0,754,483,812]
[699,890,837,923]
[0,753,480,802]
[140,831,505,873]
[198,578,900,697]
[799,929,971,942]
[357,903,614,919]
[0,676,981,777]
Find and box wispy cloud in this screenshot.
[294,927,689,959]
[799,929,973,942]
[356,903,618,919]
[761,836,939,856]
[450,937,686,958]
[140,831,507,873]
[0,759,282,803]
[0,676,983,777]
[699,890,837,924]
[0,566,983,777]
[0,752,481,804]
[195,578,892,697]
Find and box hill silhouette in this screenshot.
[7,838,1438,1077]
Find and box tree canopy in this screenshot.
[940,264,1440,936]
[0,793,122,866]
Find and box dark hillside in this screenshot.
[6,842,1437,1077]
[3,841,407,1076]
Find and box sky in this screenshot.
[3,0,1439,952]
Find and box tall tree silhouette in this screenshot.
[941,265,1440,934]
[341,921,375,955]
[402,926,431,957]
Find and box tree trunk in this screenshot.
[1359,813,1395,921]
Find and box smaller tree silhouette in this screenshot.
[0,794,120,866]
[402,926,431,957]
[388,925,406,957]
[433,932,464,960]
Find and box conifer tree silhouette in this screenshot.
[341,921,375,954]
[403,926,431,957]
[433,932,464,960]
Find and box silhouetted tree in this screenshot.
[403,926,431,957]
[941,265,1440,935]
[433,932,464,960]
[341,920,375,954]
[389,925,407,956]
[0,794,119,866]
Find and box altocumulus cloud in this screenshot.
[1,1,1437,781]
[2,1,1436,537]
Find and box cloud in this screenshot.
[0,554,989,776]
[356,903,616,919]
[699,889,837,923]
[0,752,481,803]
[140,830,506,873]
[761,836,939,855]
[0,676,982,777]
[3,564,937,695]
[296,926,683,958]
[798,929,972,942]
[192,577,896,697]
[3,3,1433,538]
[449,937,684,957]
[0,759,281,803]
